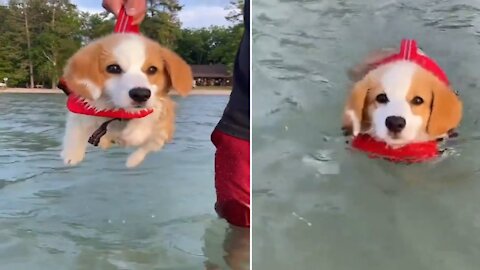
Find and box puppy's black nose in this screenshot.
[385,116,406,133]
[129,87,151,103]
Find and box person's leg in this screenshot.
[222,225,250,269]
[211,129,250,228]
[203,221,250,270]
[211,0,250,227]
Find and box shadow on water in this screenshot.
[253,0,480,269]
[0,93,249,269]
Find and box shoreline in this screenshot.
[0,88,231,95]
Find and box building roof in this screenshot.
[191,64,231,78]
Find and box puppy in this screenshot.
[61,33,192,167]
[342,46,462,147]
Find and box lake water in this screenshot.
[0,93,243,269]
[253,0,480,269]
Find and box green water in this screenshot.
[0,93,240,269]
[253,0,480,269]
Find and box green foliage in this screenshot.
[0,0,243,87]
[176,28,212,64]
[140,0,182,48]
[226,0,244,24]
[0,5,28,86]
[81,12,115,42]
[30,0,83,86]
[141,11,181,49]
[176,24,244,73]
[209,24,243,72]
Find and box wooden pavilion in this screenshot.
[191,64,232,87]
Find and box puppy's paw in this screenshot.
[61,148,85,166]
[344,110,360,136]
[121,128,149,147]
[98,136,113,150]
[126,150,147,168]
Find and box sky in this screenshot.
[71,0,234,28]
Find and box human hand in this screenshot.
[102,0,147,25]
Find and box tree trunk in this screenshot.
[51,1,57,89]
[149,0,155,17]
[23,2,34,89]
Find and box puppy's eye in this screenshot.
[146,66,158,75]
[106,64,122,74]
[411,96,424,105]
[375,93,389,104]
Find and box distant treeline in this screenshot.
[0,0,243,88]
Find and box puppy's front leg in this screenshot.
[121,116,154,147]
[61,113,97,166]
[98,133,115,150]
[126,147,150,168]
[126,141,166,168]
[126,131,168,168]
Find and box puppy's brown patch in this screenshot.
[342,64,462,140]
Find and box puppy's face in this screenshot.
[343,61,462,146]
[63,33,192,110]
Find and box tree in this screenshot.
[147,0,182,15]
[5,0,36,88]
[226,0,244,24]
[0,0,241,87]
[172,0,244,72]
[0,0,83,88]
[175,24,243,72]
[176,28,211,64]
[0,5,28,86]
[141,0,182,48]
[208,25,243,71]
[32,0,83,88]
[80,12,115,43]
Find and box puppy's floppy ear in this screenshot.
[427,80,463,137]
[63,42,103,100]
[162,98,177,142]
[160,47,193,96]
[342,77,371,136]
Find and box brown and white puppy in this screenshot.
[342,50,462,147]
[61,33,192,168]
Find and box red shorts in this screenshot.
[211,129,250,228]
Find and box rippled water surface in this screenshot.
[0,93,236,269]
[253,0,480,269]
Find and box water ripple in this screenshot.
[0,94,229,268]
[253,0,480,269]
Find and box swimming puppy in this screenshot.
[61,33,192,167]
[342,46,462,148]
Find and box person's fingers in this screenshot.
[125,0,147,25]
[102,0,147,24]
[131,12,146,25]
[102,0,123,16]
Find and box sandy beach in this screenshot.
[0,87,231,95]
